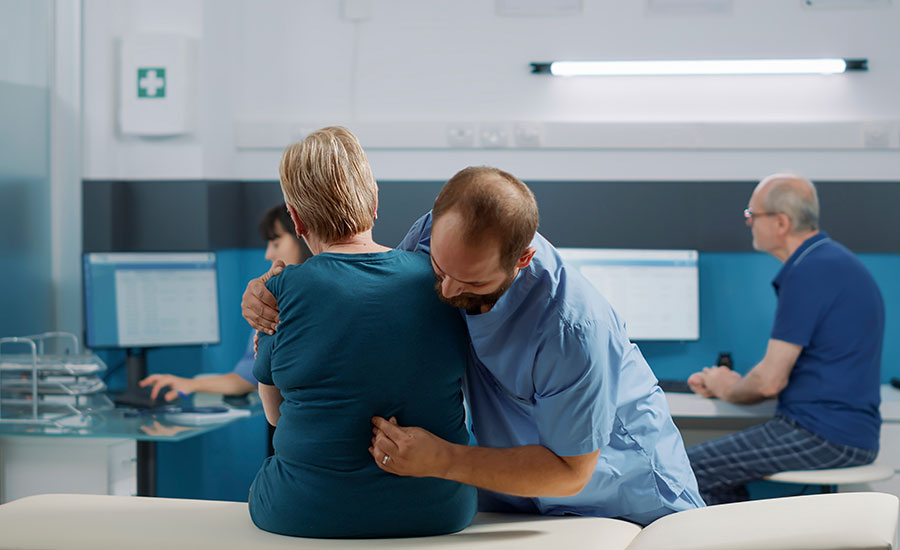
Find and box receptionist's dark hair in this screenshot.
[258,203,312,261]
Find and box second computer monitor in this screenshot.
[558,248,699,341]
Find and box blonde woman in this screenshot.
[249,127,475,538]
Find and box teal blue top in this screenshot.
[249,249,476,538]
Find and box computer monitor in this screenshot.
[557,248,699,341]
[83,252,221,407]
[83,252,220,348]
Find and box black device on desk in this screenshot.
[658,352,734,394]
[891,378,900,390]
[113,385,180,409]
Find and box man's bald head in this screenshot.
[756,173,820,234]
[432,166,539,271]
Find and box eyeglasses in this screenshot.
[743,207,781,223]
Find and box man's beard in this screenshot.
[434,271,516,314]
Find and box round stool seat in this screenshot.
[765,463,894,485]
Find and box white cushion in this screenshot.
[0,492,896,550]
[0,494,641,550]
[765,463,895,485]
[629,492,899,550]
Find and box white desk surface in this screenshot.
[666,384,900,422]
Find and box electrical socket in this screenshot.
[514,122,543,148]
[479,123,512,148]
[446,124,476,147]
[862,123,891,149]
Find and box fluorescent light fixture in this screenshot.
[530,58,867,76]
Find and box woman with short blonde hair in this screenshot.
[249,127,475,539]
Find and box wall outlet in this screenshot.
[862,123,892,149]
[446,124,476,147]
[479,123,512,148]
[515,122,543,148]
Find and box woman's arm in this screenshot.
[258,383,283,426]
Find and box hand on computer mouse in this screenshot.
[139,374,195,402]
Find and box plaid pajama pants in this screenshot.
[687,415,878,505]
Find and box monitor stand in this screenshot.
[110,348,159,496]
[112,348,159,409]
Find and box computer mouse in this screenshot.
[114,385,181,409]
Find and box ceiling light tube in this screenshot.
[530,58,867,76]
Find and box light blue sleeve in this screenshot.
[532,321,617,457]
[397,211,433,254]
[230,331,258,385]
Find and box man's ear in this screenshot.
[775,212,792,237]
[286,204,306,237]
[515,246,537,269]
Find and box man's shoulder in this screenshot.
[398,212,432,253]
[529,239,622,337]
[788,238,866,284]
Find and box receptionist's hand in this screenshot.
[139,374,196,402]
[370,416,453,479]
[241,260,284,335]
[688,371,715,398]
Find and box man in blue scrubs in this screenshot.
[686,173,884,505]
[244,166,703,525]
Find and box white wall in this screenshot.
[83,0,900,182]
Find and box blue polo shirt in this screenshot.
[772,232,884,450]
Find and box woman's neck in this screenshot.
[306,230,392,255]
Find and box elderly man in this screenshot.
[243,166,703,525]
[686,173,884,505]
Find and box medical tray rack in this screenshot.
[0,332,112,425]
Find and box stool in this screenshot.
[764,462,894,494]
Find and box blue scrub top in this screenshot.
[399,212,704,525]
[771,232,884,450]
[231,331,256,385]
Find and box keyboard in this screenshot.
[657,379,693,394]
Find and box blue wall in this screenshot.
[642,252,900,383]
[104,248,898,501]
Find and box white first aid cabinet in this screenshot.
[118,34,197,136]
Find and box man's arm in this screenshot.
[696,338,802,404]
[241,260,285,334]
[258,383,283,426]
[369,417,599,497]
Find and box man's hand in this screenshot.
[369,416,453,478]
[139,374,195,402]
[688,371,715,398]
[241,260,285,335]
[698,366,742,399]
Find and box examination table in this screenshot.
[0,492,896,549]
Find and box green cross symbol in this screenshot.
[137,67,166,98]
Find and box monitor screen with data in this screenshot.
[557,248,699,341]
[83,252,220,348]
